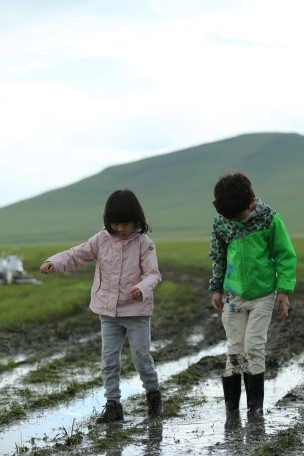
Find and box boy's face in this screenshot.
[234,208,251,221]
[234,199,256,221]
[110,222,135,238]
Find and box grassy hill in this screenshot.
[0,132,303,244]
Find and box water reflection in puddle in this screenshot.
[1,346,304,456]
[1,342,225,454]
[146,353,304,456]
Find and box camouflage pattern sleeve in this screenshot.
[208,221,227,294]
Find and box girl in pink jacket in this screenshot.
[39,189,162,422]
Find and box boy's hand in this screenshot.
[212,292,224,312]
[275,293,289,318]
[39,261,55,274]
[130,287,143,301]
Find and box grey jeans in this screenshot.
[222,292,275,376]
[100,315,159,402]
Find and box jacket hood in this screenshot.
[244,198,270,222]
[253,198,269,215]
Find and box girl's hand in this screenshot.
[212,292,224,312]
[275,293,289,318]
[39,261,55,274]
[130,287,143,301]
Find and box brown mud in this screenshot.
[1,268,304,455]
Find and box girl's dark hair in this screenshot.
[213,172,255,219]
[103,189,150,234]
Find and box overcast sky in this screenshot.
[1,0,303,208]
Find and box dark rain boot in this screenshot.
[146,390,163,418]
[224,410,242,438]
[222,374,242,412]
[243,372,264,413]
[95,400,124,423]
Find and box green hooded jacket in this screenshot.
[209,199,297,300]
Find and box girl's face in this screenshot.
[110,222,135,238]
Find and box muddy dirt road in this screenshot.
[0,269,304,455]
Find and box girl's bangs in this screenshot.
[109,209,134,224]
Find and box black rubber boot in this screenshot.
[222,374,242,412]
[147,390,162,418]
[243,372,264,413]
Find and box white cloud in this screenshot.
[0,0,304,207]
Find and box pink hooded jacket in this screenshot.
[47,230,161,317]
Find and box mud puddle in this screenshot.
[1,348,304,455]
[0,341,226,454]
[91,356,304,456]
[155,353,304,455]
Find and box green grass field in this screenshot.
[1,239,304,455]
[0,238,303,332]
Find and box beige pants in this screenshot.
[222,292,275,376]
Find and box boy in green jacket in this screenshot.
[209,172,296,414]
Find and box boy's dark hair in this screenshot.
[213,172,255,219]
[104,189,149,234]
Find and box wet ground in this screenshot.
[0,269,304,455]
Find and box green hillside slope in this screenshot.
[0,132,303,244]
